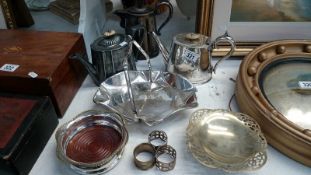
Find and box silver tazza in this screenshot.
[152,32,236,84]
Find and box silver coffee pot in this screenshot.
[152,32,235,84]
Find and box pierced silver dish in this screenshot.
[186,109,267,172]
[93,70,197,126]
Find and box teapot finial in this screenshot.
[185,33,200,41]
[103,30,116,37]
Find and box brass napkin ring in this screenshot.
[148,130,168,150]
[155,145,176,172]
[133,143,156,170]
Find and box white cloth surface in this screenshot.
[78,0,107,61]
[29,57,311,175]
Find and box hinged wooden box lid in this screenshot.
[0,29,87,116]
[0,93,58,175]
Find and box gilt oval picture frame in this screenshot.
[236,40,311,166]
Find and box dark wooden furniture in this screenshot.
[0,94,58,175]
[0,29,87,116]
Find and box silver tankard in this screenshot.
[152,32,235,84]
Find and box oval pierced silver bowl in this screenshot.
[186,109,267,172]
[55,110,128,175]
[93,70,197,126]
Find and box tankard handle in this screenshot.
[209,32,236,73]
[155,0,173,35]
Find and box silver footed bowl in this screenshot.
[93,70,197,126]
[55,110,128,175]
[186,109,267,172]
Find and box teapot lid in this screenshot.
[127,6,153,15]
[174,33,208,48]
[91,30,130,51]
[127,0,153,15]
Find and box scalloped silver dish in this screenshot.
[93,70,197,126]
[186,109,267,172]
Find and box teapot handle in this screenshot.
[155,0,173,35]
[209,32,236,73]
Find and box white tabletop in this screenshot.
[30,57,311,175]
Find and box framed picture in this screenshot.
[196,0,311,56]
[0,0,15,29]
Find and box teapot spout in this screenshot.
[151,31,170,64]
[70,53,99,85]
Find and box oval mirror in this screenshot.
[259,58,311,130]
[236,40,311,167]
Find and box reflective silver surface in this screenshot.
[73,32,137,86]
[186,109,267,172]
[262,60,311,129]
[93,70,197,126]
[55,110,128,175]
[152,32,235,84]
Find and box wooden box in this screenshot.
[0,93,58,175]
[0,29,87,116]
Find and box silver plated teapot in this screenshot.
[152,32,236,84]
[72,31,137,86]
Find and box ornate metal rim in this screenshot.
[55,110,129,174]
[236,40,311,166]
[186,109,267,172]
